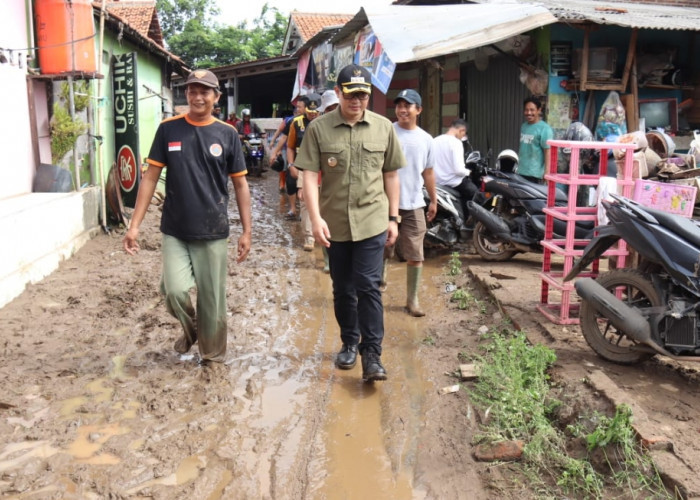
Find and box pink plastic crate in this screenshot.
[632,179,697,218]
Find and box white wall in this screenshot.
[0,1,34,199]
[0,188,101,308]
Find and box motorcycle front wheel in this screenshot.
[579,269,659,365]
[472,221,516,261]
[248,157,262,177]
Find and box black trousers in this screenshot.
[327,232,387,355]
[452,176,480,223]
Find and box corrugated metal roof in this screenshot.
[358,4,557,63]
[475,0,700,31]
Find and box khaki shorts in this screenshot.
[394,208,427,262]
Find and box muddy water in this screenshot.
[0,173,447,499]
[226,175,444,498]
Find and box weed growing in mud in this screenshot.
[450,288,477,310]
[469,331,673,499]
[579,405,670,497]
[447,252,462,276]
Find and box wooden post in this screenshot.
[620,28,637,93]
[580,26,590,91]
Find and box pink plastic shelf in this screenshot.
[537,140,636,325]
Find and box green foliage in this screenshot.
[585,405,670,497]
[447,252,462,276]
[156,0,220,40]
[157,0,286,67]
[586,404,634,450]
[470,331,557,442]
[50,102,86,163]
[59,81,89,112]
[469,330,672,498]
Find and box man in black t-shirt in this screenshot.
[123,69,252,367]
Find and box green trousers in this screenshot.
[161,235,229,362]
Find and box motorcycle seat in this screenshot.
[436,184,461,198]
[523,179,568,203]
[641,205,700,248]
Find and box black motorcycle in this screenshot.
[564,194,700,365]
[422,151,487,249]
[242,133,265,176]
[466,165,594,261]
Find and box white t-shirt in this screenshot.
[393,123,434,210]
[432,133,467,188]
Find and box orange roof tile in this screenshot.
[103,1,164,47]
[290,12,354,43]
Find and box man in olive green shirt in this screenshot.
[295,64,405,382]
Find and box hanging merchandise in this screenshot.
[594,91,627,141]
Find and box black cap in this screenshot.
[306,93,322,112]
[394,89,422,107]
[337,64,372,95]
[185,69,219,89]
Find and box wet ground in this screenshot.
[0,174,493,499]
[5,172,700,499]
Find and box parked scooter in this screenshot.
[466,153,594,261]
[564,194,700,364]
[422,150,488,249]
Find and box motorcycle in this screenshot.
[466,160,594,261]
[242,133,264,176]
[564,194,700,365]
[422,150,488,249]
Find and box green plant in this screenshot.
[585,405,669,497]
[447,252,462,276]
[50,102,87,163]
[422,336,436,346]
[469,330,673,498]
[59,81,89,112]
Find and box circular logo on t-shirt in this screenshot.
[210,143,223,157]
[117,145,137,192]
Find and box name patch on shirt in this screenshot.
[168,141,182,152]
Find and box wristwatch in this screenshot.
[389,215,401,223]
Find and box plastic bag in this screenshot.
[595,91,627,141]
[687,130,700,166]
[596,176,618,225]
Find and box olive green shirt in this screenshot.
[295,108,405,242]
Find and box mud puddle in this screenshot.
[0,173,459,499]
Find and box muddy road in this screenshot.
[0,174,490,499]
[4,173,700,499]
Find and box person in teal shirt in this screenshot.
[518,96,554,184]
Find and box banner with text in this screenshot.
[112,52,140,207]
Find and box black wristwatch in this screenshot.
[389,215,401,223]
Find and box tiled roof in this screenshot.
[103,1,164,47]
[93,1,187,74]
[290,12,354,43]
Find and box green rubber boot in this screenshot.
[406,265,425,317]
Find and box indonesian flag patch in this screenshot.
[168,141,182,152]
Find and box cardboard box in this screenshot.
[633,179,697,217]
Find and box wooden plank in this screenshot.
[580,26,590,91]
[620,28,637,93]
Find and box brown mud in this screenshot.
[1,174,700,499]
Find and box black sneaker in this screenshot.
[361,352,387,382]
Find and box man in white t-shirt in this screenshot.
[389,89,437,317]
[432,118,479,215]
